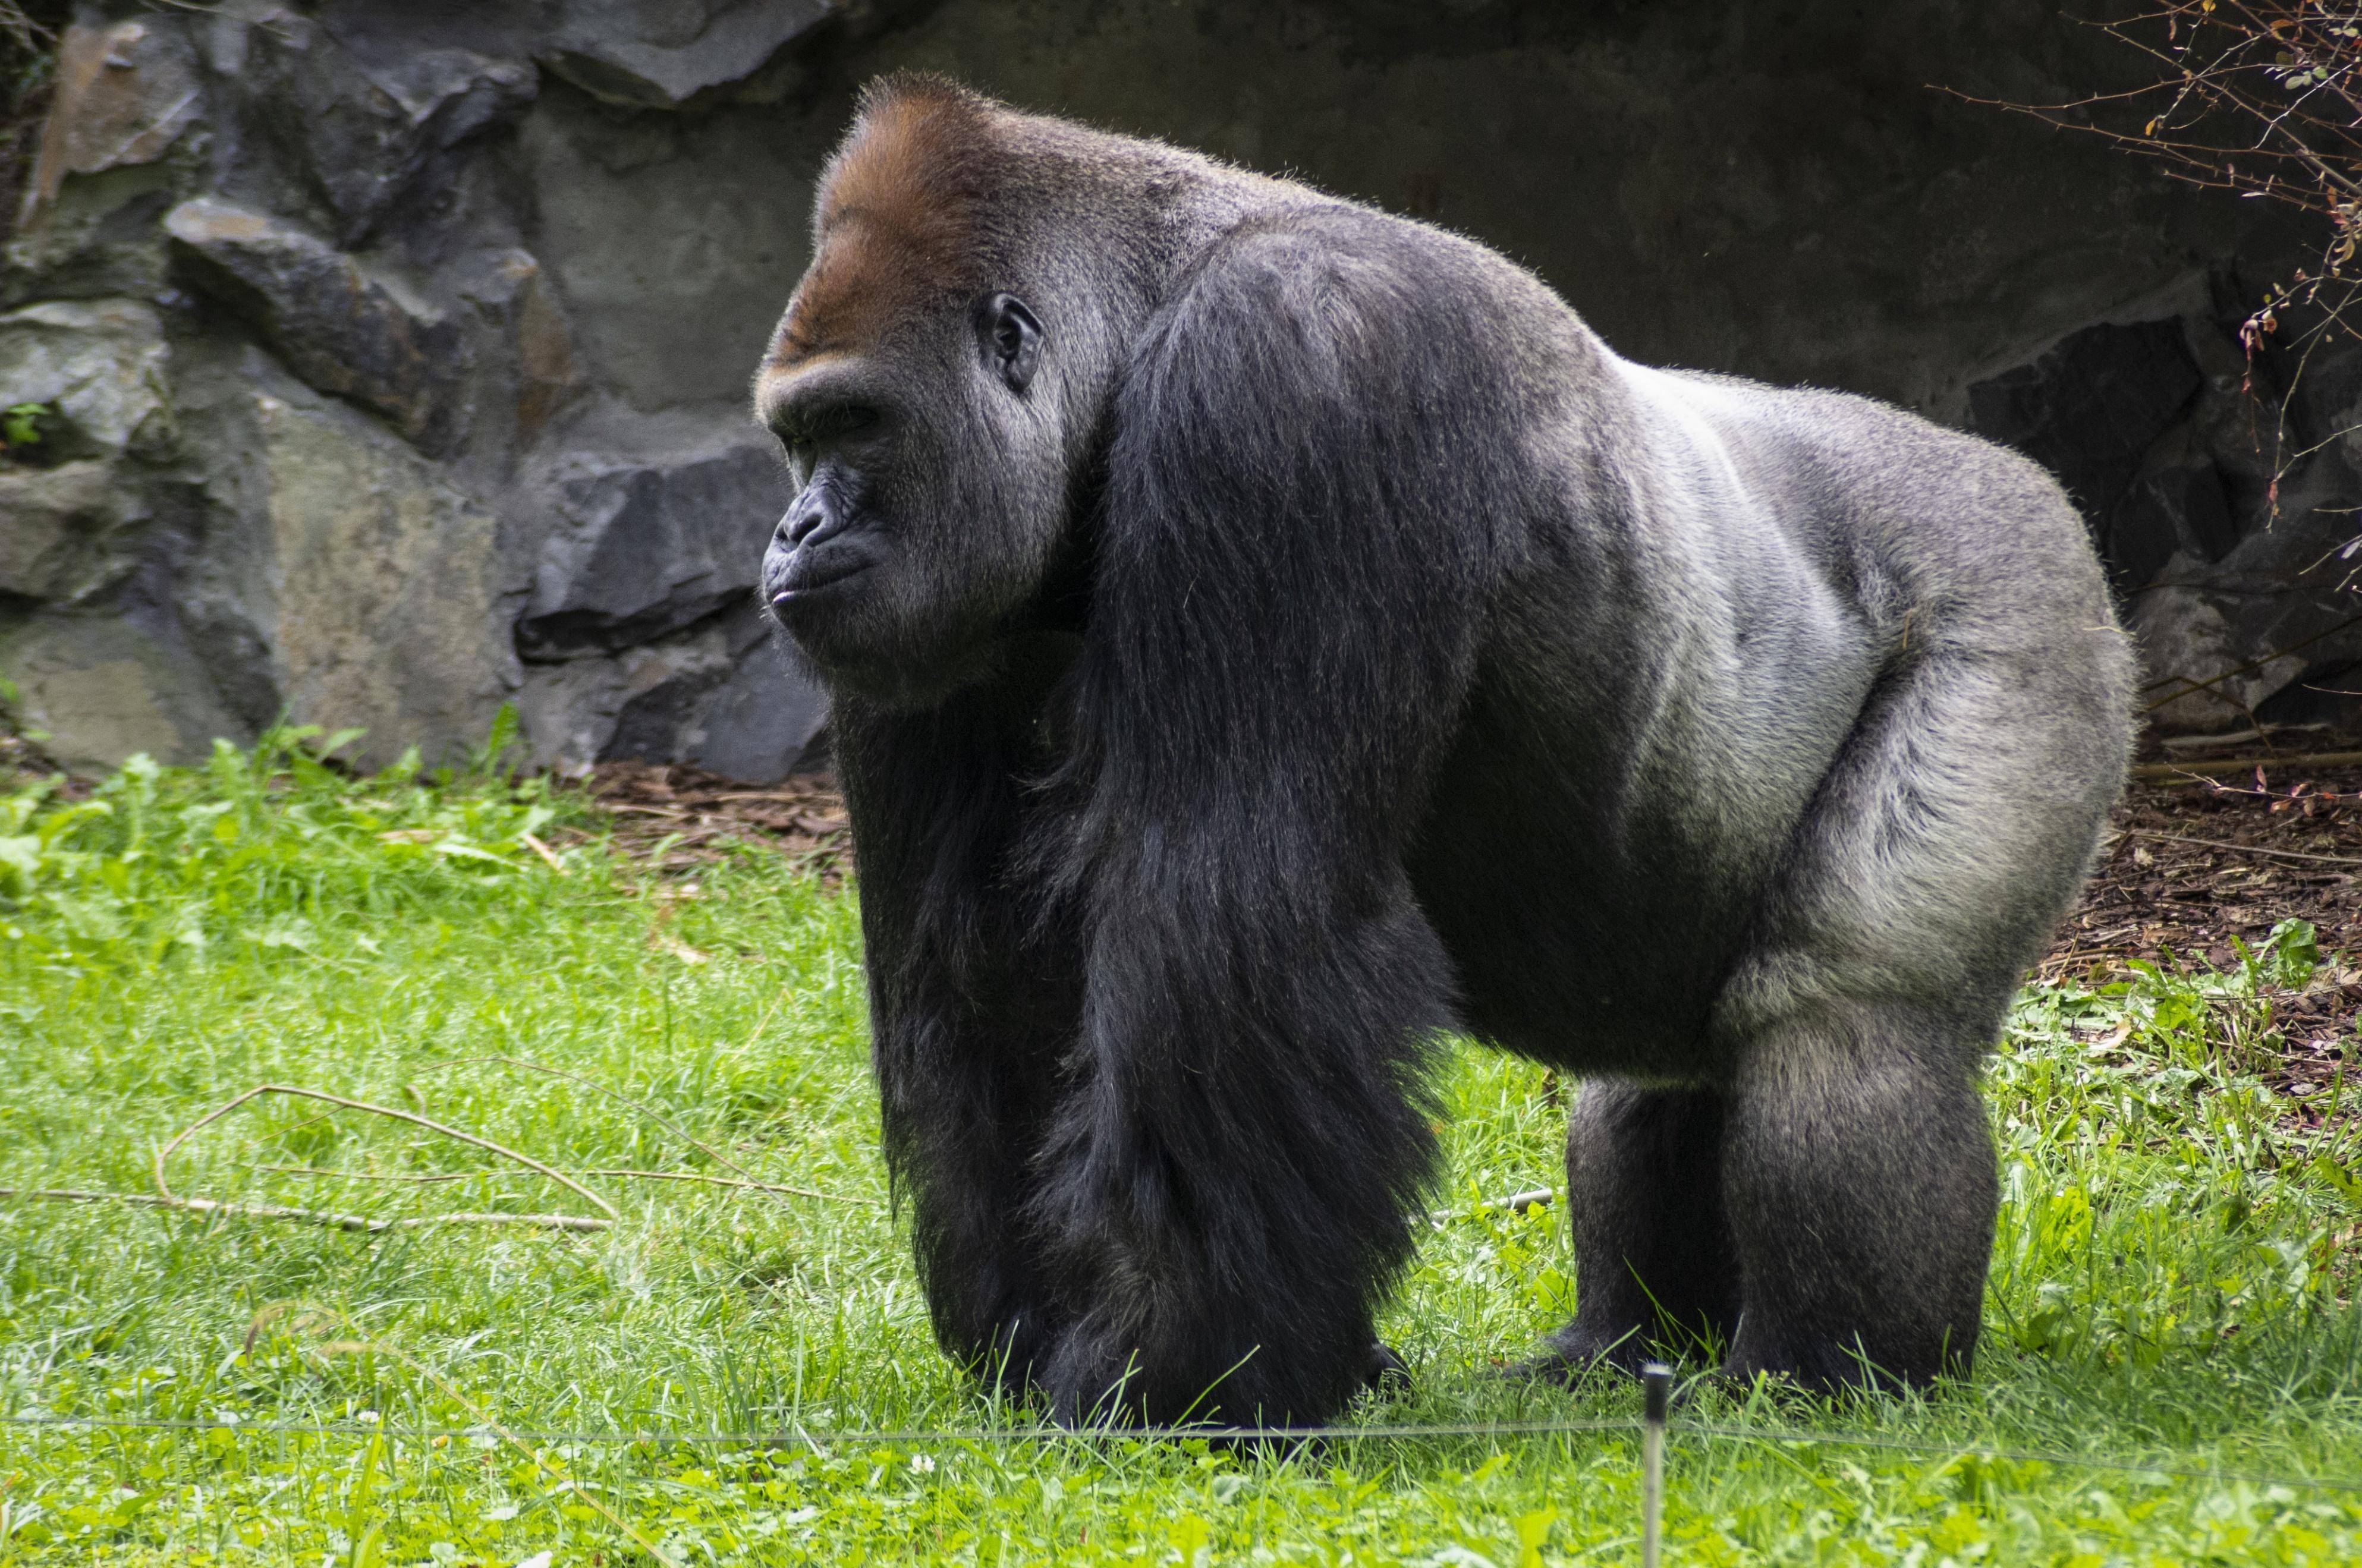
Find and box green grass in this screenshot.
[1,732,2361,1564]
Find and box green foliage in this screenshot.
[0,742,2358,1562]
[0,722,580,969]
[0,404,42,453]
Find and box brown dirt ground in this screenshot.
[563,761,853,886]
[2046,755,2362,1108]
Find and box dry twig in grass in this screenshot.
[244,1160,872,1205]
[577,1167,871,1202]
[2122,827,2362,867]
[0,1188,609,1233]
[155,1084,619,1220]
[2133,751,2362,782]
[520,830,569,873]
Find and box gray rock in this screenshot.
[2113,458,2239,587]
[1967,319,2204,583]
[536,0,838,109]
[514,604,825,780]
[514,95,811,411]
[455,248,585,448]
[246,382,518,770]
[0,462,146,603]
[517,440,784,659]
[241,12,536,247]
[0,298,172,606]
[163,198,468,451]
[0,297,177,460]
[687,636,828,782]
[13,20,202,234]
[0,612,241,773]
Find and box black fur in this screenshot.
[754,78,2134,1425]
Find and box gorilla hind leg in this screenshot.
[1704,595,2123,1393]
[1722,1005,1996,1392]
[1518,1082,1738,1381]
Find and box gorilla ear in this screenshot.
[977,292,1043,393]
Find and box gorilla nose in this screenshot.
[776,492,838,551]
[766,490,875,606]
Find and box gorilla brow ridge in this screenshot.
[770,75,997,369]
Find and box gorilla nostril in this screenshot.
[779,495,834,549]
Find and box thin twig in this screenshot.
[247,1162,871,1205]
[580,1169,870,1203]
[0,1188,608,1233]
[245,1164,471,1184]
[155,1085,618,1220]
[2130,750,2362,780]
[2139,615,2362,709]
[2124,827,2362,867]
[519,832,569,874]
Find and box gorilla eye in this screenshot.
[977,292,1043,394]
[779,402,880,466]
[809,403,880,441]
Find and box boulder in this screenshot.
[163,199,468,451]
[0,297,175,461]
[14,20,201,233]
[1967,319,2204,581]
[0,462,145,603]
[239,13,537,247]
[517,441,784,658]
[0,298,172,607]
[688,637,829,781]
[534,0,839,109]
[2112,458,2239,586]
[456,249,586,447]
[0,613,240,772]
[248,386,517,770]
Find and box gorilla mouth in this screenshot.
[769,553,876,606]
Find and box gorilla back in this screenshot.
[754,75,2134,1425]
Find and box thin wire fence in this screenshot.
[7,1409,2362,1493]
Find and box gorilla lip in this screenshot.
[769,557,876,604]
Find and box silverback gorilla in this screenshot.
[753,75,2135,1426]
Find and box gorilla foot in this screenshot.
[1717,1345,1938,1402]
[1361,1341,1413,1399]
[1502,1324,1656,1387]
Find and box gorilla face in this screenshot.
[758,291,1059,707]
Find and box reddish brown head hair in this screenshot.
[766,75,998,373]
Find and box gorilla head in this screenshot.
[754,84,1078,707]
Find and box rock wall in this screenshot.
[1,0,2354,776]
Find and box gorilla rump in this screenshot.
[754,74,2133,1426]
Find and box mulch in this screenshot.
[2043,752,2362,1098]
[2048,761,2362,980]
[564,761,852,886]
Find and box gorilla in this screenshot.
[753,74,2133,1427]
